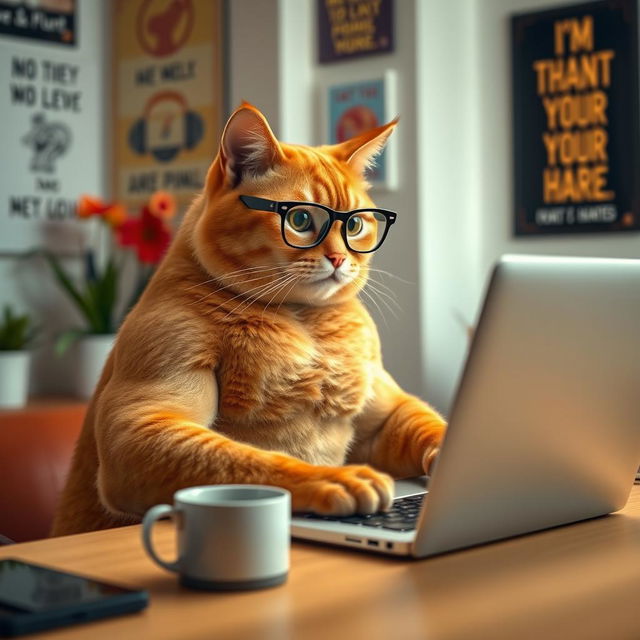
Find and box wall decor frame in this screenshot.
[0,0,77,47]
[317,0,394,64]
[323,70,398,191]
[112,0,224,211]
[0,1,101,254]
[512,0,640,235]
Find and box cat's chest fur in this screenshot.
[215,304,376,429]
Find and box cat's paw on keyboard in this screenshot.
[291,464,394,516]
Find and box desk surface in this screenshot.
[2,485,640,640]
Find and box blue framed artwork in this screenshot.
[326,71,397,190]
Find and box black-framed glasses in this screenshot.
[239,196,397,253]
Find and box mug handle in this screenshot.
[141,504,181,573]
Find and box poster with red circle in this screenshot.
[113,0,223,210]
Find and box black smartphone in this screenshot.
[0,558,148,637]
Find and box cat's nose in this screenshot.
[326,253,346,269]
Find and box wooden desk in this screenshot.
[3,486,640,640]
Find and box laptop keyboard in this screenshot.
[297,493,425,532]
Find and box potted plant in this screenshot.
[0,305,38,408]
[45,192,176,399]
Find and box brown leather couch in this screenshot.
[0,399,85,543]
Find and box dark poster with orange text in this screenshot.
[512,0,640,235]
[317,0,393,63]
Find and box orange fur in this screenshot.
[51,104,446,537]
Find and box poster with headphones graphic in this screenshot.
[113,0,223,210]
[128,91,204,163]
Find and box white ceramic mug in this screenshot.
[142,485,291,590]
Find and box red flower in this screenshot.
[77,195,126,228]
[103,204,127,228]
[148,190,176,220]
[77,194,109,218]
[116,206,171,264]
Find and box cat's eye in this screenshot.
[346,211,386,252]
[346,215,364,236]
[286,209,313,233]
[283,205,331,246]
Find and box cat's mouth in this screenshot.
[310,272,342,285]
[303,270,355,300]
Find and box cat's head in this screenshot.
[192,102,397,307]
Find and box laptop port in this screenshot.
[345,537,361,544]
[386,542,394,550]
[367,539,379,547]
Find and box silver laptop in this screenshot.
[291,255,640,557]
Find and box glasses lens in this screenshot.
[345,211,388,252]
[283,205,331,247]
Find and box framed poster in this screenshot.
[317,0,394,63]
[0,0,76,47]
[0,5,101,253]
[325,71,398,190]
[512,0,640,235]
[113,0,224,210]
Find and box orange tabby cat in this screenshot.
[51,103,446,537]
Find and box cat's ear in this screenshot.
[329,118,398,179]
[219,102,285,186]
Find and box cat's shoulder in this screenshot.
[118,289,222,374]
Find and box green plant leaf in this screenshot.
[44,252,95,325]
[0,304,39,350]
[54,328,87,356]
[84,281,103,332]
[85,250,97,283]
[43,250,122,335]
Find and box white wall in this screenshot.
[418,0,483,415]
[418,0,640,414]
[228,0,282,129]
[0,0,110,394]
[228,0,314,144]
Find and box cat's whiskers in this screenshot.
[274,274,302,316]
[211,273,291,317]
[357,282,390,328]
[190,267,287,306]
[364,277,402,313]
[261,273,301,322]
[356,270,402,308]
[192,273,284,306]
[249,273,298,314]
[221,273,295,320]
[364,283,400,320]
[221,282,288,322]
[186,264,284,292]
[223,276,293,322]
[365,267,415,285]
[354,275,399,323]
[361,273,400,298]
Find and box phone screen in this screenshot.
[0,559,135,613]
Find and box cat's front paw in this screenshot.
[421,429,446,476]
[293,464,394,516]
[422,445,440,476]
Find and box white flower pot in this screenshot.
[0,351,31,409]
[75,334,116,400]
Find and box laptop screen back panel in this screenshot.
[414,257,640,558]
